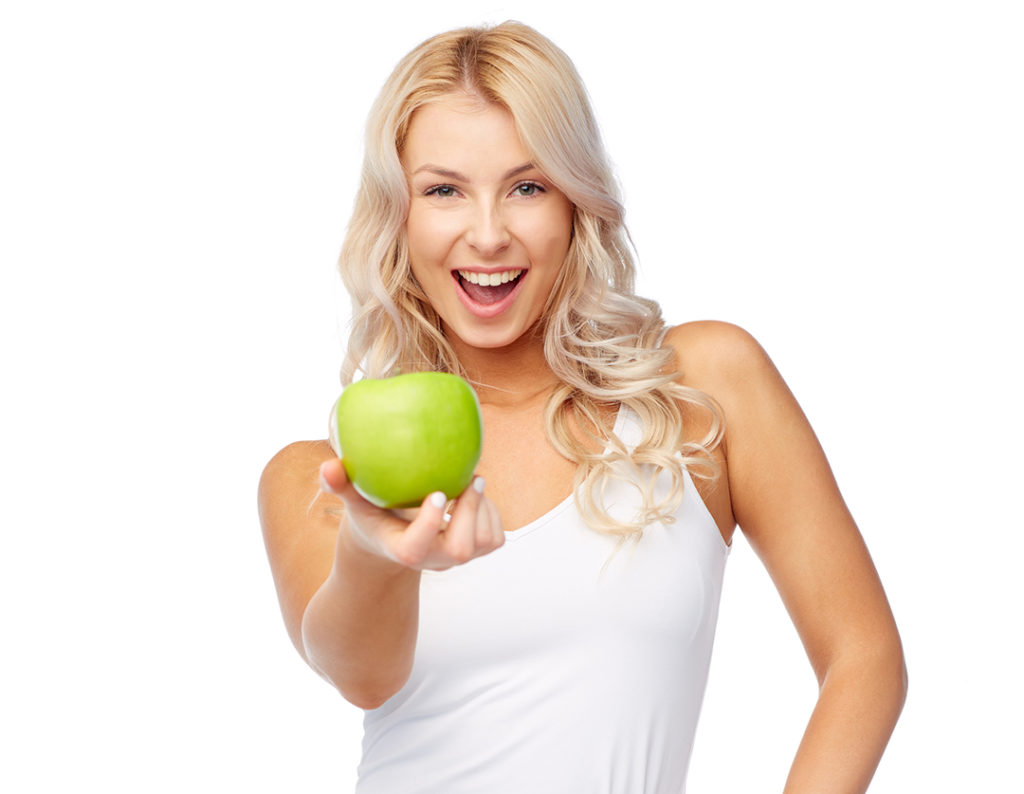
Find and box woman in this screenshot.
[259,21,906,793]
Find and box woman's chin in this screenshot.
[444,316,543,356]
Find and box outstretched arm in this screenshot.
[258,441,503,709]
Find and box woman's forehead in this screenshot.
[401,96,531,177]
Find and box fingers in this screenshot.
[444,477,486,563]
[319,458,350,496]
[320,458,430,563]
[321,460,504,571]
[320,458,391,535]
[470,483,504,551]
[445,477,505,562]
[392,491,449,568]
[482,495,505,549]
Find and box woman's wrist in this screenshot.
[333,513,420,582]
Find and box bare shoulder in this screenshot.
[658,322,776,542]
[259,440,335,503]
[258,438,340,556]
[661,320,776,392]
[259,440,338,530]
[262,438,335,475]
[661,321,800,455]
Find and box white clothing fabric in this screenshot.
[355,407,730,793]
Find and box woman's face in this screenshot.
[401,93,575,353]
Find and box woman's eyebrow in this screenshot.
[503,162,537,180]
[411,162,536,181]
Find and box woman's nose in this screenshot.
[464,203,511,257]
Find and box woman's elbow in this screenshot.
[301,613,408,710]
[843,630,909,715]
[311,662,405,710]
[876,626,908,704]
[892,639,909,711]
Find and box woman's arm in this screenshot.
[258,441,503,709]
[669,321,907,792]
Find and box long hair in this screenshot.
[338,21,722,542]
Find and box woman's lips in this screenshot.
[452,269,527,318]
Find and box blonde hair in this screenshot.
[338,21,722,543]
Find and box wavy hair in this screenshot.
[337,21,722,543]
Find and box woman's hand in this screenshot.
[319,457,504,571]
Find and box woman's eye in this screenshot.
[426,185,457,198]
[514,182,543,197]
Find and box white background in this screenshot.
[2,0,1021,791]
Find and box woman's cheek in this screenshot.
[408,209,460,263]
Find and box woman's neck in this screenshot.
[449,327,559,408]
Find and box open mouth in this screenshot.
[455,269,525,306]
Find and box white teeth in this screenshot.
[458,269,523,286]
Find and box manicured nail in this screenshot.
[473,477,485,494]
[319,471,334,494]
[429,492,447,508]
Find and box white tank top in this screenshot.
[355,406,730,793]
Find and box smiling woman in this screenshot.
[402,95,575,343]
[258,19,906,794]
[336,25,721,543]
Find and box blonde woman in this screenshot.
[259,21,906,793]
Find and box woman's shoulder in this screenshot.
[263,438,335,472]
[258,439,339,573]
[660,320,776,391]
[259,439,335,503]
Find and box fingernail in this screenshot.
[429,492,447,508]
[319,472,334,494]
[473,477,485,494]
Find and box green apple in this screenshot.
[329,372,483,509]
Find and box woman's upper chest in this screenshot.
[473,402,577,532]
[472,396,734,542]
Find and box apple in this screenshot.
[329,372,483,509]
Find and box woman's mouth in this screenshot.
[456,269,523,304]
[453,268,526,317]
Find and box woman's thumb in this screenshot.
[319,457,350,496]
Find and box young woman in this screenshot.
[259,21,906,793]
